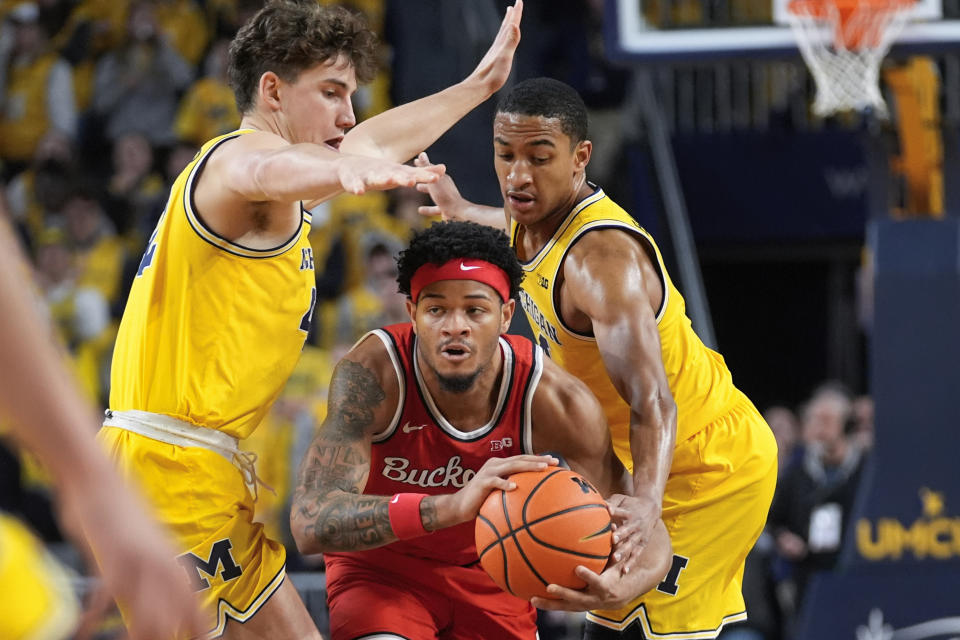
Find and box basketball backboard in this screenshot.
[605,0,960,61]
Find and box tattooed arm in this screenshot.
[291,334,559,553]
[290,335,400,553]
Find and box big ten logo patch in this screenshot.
[177,538,243,592]
[490,437,513,451]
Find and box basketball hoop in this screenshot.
[786,0,918,116]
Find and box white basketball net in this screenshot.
[786,1,915,117]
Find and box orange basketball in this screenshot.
[475,467,612,601]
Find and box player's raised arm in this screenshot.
[562,228,678,568]
[341,1,523,163]
[415,152,510,231]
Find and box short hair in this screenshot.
[396,222,524,302]
[228,1,377,114]
[496,77,588,144]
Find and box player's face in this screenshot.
[278,55,357,150]
[493,113,591,228]
[407,280,515,394]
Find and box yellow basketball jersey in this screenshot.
[511,187,743,470]
[0,513,79,640]
[109,130,317,440]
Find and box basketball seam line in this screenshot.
[476,503,612,559]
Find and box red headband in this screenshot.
[410,259,511,303]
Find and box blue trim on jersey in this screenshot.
[183,134,304,259]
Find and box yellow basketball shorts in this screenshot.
[97,427,287,639]
[586,397,778,639]
[0,513,79,640]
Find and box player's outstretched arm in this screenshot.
[414,152,509,230]
[341,1,523,163]
[528,355,673,611]
[562,229,678,571]
[0,216,205,639]
[216,132,446,206]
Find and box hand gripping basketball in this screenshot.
[437,455,558,527]
[475,468,613,601]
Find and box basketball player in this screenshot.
[0,208,204,639]
[416,78,779,638]
[290,221,672,640]
[98,2,526,638]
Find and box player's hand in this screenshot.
[775,529,808,560]
[437,454,557,527]
[337,155,446,195]
[415,152,467,220]
[530,563,639,612]
[606,493,661,573]
[465,0,523,95]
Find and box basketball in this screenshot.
[475,467,612,601]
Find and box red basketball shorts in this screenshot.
[325,548,537,640]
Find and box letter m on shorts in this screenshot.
[177,538,243,592]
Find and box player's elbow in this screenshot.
[289,506,324,555]
[642,386,677,438]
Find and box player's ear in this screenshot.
[500,298,515,333]
[258,71,282,111]
[574,140,592,171]
[405,298,418,331]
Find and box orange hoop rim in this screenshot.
[787,0,919,49]
[788,0,918,19]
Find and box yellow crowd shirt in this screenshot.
[109,130,317,440]
[511,187,743,471]
[0,53,57,163]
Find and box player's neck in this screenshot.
[240,112,283,139]
[523,181,596,251]
[421,349,505,431]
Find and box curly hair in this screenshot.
[228,1,378,114]
[397,221,524,302]
[496,77,588,145]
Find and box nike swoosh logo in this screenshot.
[459,264,481,271]
[390,495,400,504]
[402,423,427,433]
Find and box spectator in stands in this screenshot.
[149,0,209,66]
[32,225,111,402]
[5,130,74,244]
[173,37,240,147]
[852,394,874,451]
[765,405,802,474]
[91,0,192,146]
[768,383,867,613]
[104,132,165,243]
[62,185,125,307]
[0,1,77,173]
[52,0,128,113]
[314,240,407,350]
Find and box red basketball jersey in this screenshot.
[333,323,543,566]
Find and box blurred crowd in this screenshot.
[0,1,874,639]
